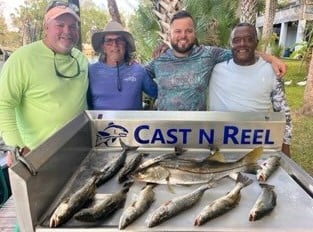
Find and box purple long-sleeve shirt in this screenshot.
[88,62,157,110]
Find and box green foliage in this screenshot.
[127,0,160,63]
[183,0,238,47]
[80,7,109,44]
[291,115,313,176]
[6,0,110,48]
[283,59,307,83]
[282,59,313,175]
[11,0,47,42]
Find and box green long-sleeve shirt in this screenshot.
[0,40,88,149]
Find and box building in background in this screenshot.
[256,0,313,56]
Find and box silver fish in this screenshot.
[96,138,138,186]
[194,173,252,226]
[257,156,281,182]
[249,183,277,221]
[133,164,257,185]
[146,183,212,227]
[159,146,263,174]
[118,153,146,183]
[135,145,185,172]
[119,183,156,229]
[74,183,131,222]
[49,174,97,228]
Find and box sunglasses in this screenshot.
[54,52,80,78]
[46,0,79,13]
[103,37,126,46]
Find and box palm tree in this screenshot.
[107,0,121,23]
[260,0,277,52]
[239,0,257,24]
[301,49,313,116]
[151,0,183,44]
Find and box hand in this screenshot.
[281,143,290,157]
[20,146,31,156]
[152,42,169,59]
[271,57,287,78]
[6,151,13,167]
[5,146,31,167]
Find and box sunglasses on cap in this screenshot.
[46,0,79,13]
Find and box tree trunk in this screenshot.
[69,0,82,50]
[299,47,313,116]
[151,0,183,44]
[107,0,121,24]
[239,0,257,24]
[261,0,277,52]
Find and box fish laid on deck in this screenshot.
[119,183,156,229]
[49,174,98,228]
[135,145,185,172]
[159,146,263,174]
[96,139,138,187]
[146,183,212,227]
[249,183,277,221]
[132,147,262,185]
[74,183,131,222]
[194,173,253,226]
[118,153,146,183]
[257,156,281,182]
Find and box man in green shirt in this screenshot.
[0,2,88,166]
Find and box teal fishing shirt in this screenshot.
[146,45,231,111]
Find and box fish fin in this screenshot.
[208,144,220,154]
[228,172,239,181]
[119,138,139,152]
[239,147,264,165]
[207,150,225,163]
[174,144,187,155]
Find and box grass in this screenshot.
[283,59,313,176]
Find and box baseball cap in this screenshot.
[44,1,80,24]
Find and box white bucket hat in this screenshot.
[91,21,136,53]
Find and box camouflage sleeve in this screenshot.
[207,46,232,64]
[271,79,292,144]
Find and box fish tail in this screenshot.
[259,183,275,190]
[119,138,139,152]
[236,172,253,187]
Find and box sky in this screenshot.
[1,0,139,29]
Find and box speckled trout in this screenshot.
[49,174,98,228]
[119,183,156,229]
[194,173,253,226]
[257,156,281,182]
[96,139,138,187]
[249,183,277,221]
[146,183,212,227]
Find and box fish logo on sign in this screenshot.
[96,122,129,147]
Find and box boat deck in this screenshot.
[0,197,17,231]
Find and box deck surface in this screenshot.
[0,197,17,232]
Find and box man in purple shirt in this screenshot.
[88,21,157,110]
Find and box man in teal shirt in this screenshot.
[0,2,88,166]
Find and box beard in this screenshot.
[171,41,194,54]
